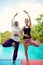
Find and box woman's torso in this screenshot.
[11,26,20,42]
[23,26,31,39]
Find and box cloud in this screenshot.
[0,2,43,32]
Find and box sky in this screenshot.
[0,0,43,32]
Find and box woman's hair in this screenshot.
[14,21,18,23]
[14,21,18,26]
[25,18,29,23]
[25,18,29,21]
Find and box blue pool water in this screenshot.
[0,44,43,60]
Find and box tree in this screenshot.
[31,14,43,43]
[1,31,12,43]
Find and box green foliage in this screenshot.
[20,36,23,44]
[1,31,12,44]
[31,14,43,43]
[36,14,43,23]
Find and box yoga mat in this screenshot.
[22,60,43,65]
[0,60,21,65]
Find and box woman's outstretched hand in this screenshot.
[23,10,30,17]
[14,33,19,36]
[23,10,29,15]
[24,10,28,13]
[14,13,18,17]
[24,34,29,37]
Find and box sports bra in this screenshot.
[23,26,31,39]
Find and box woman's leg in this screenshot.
[28,38,39,47]
[24,40,30,63]
[24,43,28,62]
[13,42,19,62]
[2,39,15,47]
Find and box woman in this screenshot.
[21,10,39,64]
[2,13,20,63]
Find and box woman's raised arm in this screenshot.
[23,10,32,27]
[11,13,18,27]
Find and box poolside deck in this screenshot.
[0,60,43,65]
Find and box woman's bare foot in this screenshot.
[36,40,40,46]
[12,61,15,64]
[12,43,16,47]
[26,60,30,65]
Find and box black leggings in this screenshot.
[2,38,19,61]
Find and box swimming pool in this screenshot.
[0,44,43,60]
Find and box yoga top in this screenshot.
[11,26,20,42]
[11,18,20,42]
[23,26,31,39]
